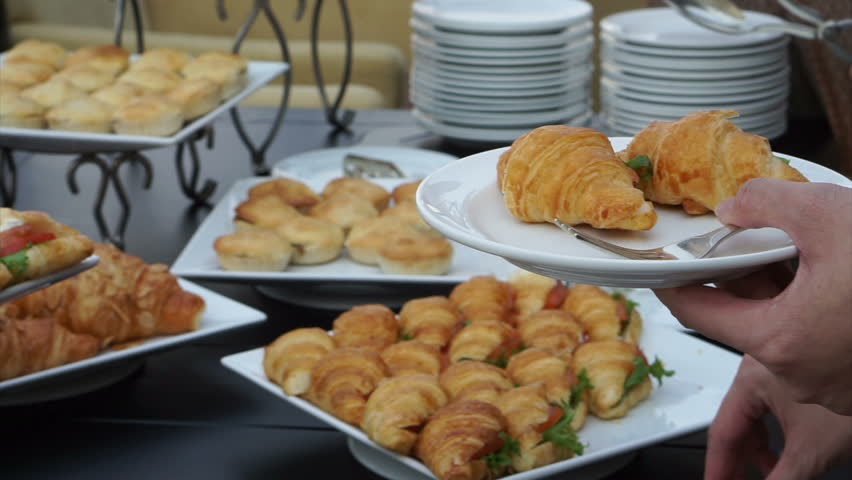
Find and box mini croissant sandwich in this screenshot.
[264,327,335,395]
[449,275,515,325]
[507,270,567,321]
[306,347,388,425]
[380,340,444,377]
[398,295,463,348]
[439,360,513,405]
[562,284,640,342]
[332,303,398,352]
[517,309,584,359]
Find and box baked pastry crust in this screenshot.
[508,270,567,321]
[112,96,184,137]
[166,78,222,120]
[398,295,462,348]
[306,347,388,425]
[518,309,584,357]
[0,91,45,129]
[440,360,513,405]
[380,340,444,377]
[247,177,321,211]
[214,229,292,271]
[46,97,112,133]
[0,316,100,381]
[308,193,379,232]
[52,64,114,92]
[561,284,624,341]
[449,275,514,324]
[0,62,54,88]
[391,179,422,205]
[4,39,66,70]
[130,47,192,73]
[117,67,182,95]
[344,216,417,265]
[332,303,398,352]
[572,339,652,419]
[322,177,390,210]
[91,82,142,108]
[64,44,130,75]
[235,194,302,229]
[376,232,453,275]
[264,327,335,395]
[447,319,515,364]
[21,79,87,109]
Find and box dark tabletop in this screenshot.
[1,107,849,480]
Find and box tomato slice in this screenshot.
[0,236,29,257]
[535,405,564,433]
[0,224,55,256]
[472,433,505,459]
[544,282,568,309]
[615,300,629,322]
[488,331,523,363]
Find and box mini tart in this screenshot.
[377,232,453,275]
[91,82,142,108]
[380,200,438,235]
[129,48,192,73]
[4,39,66,70]
[235,194,302,228]
[63,44,130,75]
[112,96,184,137]
[272,216,344,265]
[247,177,321,211]
[0,91,46,129]
[308,193,379,232]
[322,177,390,210]
[182,61,247,100]
[0,62,54,88]
[117,67,182,95]
[165,78,222,120]
[52,64,115,92]
[391,179,423,205]
[214,229,293,271]
[20,79,88,109]
[46,97,112,133]
[344,217,418,265]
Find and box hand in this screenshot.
[654,178,852,414]
[706,355,852,480]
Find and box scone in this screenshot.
[45,97,112,133]
[0,91,46,129]
[377,232,453,275]
[165,78,222,120]
[20,79,87,109]
[64,45,130,75]
[308,193,379,232]
[344,217,418,265]
[52,64,115,92]
[322,177,390,210]
[182,51,248,99]
[117,67,182,95]
[130,47,192,73]
[391,179,423,205]
[91,82,142,108]
[112,96,184,136]
[4,39,66,70]
[380,200,437,235]
[272,216,344,265]
[214,229,293,271]
[0,62,54,88]
[247,177,321,211]
[235,194,302,228]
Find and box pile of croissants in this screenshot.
[263,271,673,480]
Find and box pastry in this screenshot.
[508,270,567,321]
[397,295,462,348]
[129,47,191,73]
[91,82,143,108]
[562,284,627,342]
[247,177,321,211]
[376,232,453,275]
[439,361,513,405]
[498,125,657,230]
[0,91,45,129]
[344,216,418,265]
[52,64,115,92]
[0,62,54,88]
[322,177,390,210]
[415,400,510,480]
[272,216,344,264]
[213,229,292,271]
[361,374,448,455]
[620,109,808,214]
[379,200,436,234]
[306,347,388,425]
[235,194,301,229]
[112,96,184,136]
[449,275,515,324]
[447,320,518,365]
[0,208,94,290]
[308,193,379,232]
[572,339,654,419]
[391,179,422,205]
[63,44,130,75]
[380,340,444,377]
[517,309,584,357]
[46,97,112,133]
[4,39,66,70]
[181,51,248,99]
[264,327,335,395]
[332,303,398,352]
[117,67,182,95]
[0,316,100,381]
[165,78,222,120]
[20,79,87,109]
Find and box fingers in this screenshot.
[653,285,768,353]
[714,261,794,300]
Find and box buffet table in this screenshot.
[2,107,849,479]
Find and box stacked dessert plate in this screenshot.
[599,8,791,139]
[410,0,595,145]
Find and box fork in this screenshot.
[553,219,743,260]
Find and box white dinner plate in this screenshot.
[413,43,591,66]
[601,32,790,58]
[601,44,787,71]
[601,78,789,105]
[171,146,518,285]
[412,76,586,99]
[604,109,786,132]
[413,0,592,34]
[601,63,790,92]
[412,34,579,58]
[415,56,580,75]
[601,8,785,48]
[415,138,851,288]
[414,102,590,128]
[222,324,742,480]
[411,90,590,113]
[603,102,787,128]
[416,63,591,84]
[0,255,99,305]
[601,93,785,118]
[0,279,267,405]
[607,118,788,140]
[601,57,784,81]
[414,108,593,144]
[411,17,593,49]
[0,60,288,153]
[413,68,572,90]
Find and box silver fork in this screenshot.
[553,219,743,260]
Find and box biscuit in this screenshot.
[46,97,112,133]
[52,64,115,92]
[64,44,130,75]
[0,91,46,129]
[214,229,293,271]
[112,96,184,136]
[377,233,453,275]
[309,193,379,232]
[322,177,390,210]
[20,79,87,109]
[0,62,54,88]
[91,82,142,108]
[5,39,66,70]
[117,67,182,95]
[344,217,418,265]
[272,216,344,265]
[247,177,321,211]
[166,78,222,120]
[130,47,191,73]
[235,194,302,228]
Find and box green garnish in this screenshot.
[569,369,593,408]
[774,155,790,165]
[611,292,639,315]
[536,400,585,456]
[0,249,29,280]
[648,357,676,385]
[623,356,675,394]
[483,432,520,474]
[399,332,414,342]
[463,320,472,326]
[458,356,476,362]
[485,353,509,369]
[626,154,653,181]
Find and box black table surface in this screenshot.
[2,108,849,479]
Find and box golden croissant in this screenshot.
[517,309,584,357]
[507,270,567,321]
[447,319,516,364]
[264,327,335,395]
[306,347,388,425]
[621,109,808,214]
[0,316,100,380]
[398,295,463,348]
[439,360,513,405]
[449,275,515,325]
[332,303,398,352]
[498,125,657,230]
[572,339,652,419]
[380,340,444,377]
[562,284,627,342]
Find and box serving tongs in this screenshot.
[664,0,852,63]
[342,154,405,178]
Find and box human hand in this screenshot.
[655,178,852,414]
[705,355,852,480]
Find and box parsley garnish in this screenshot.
[485,353,509,369]
[0,249,29,280]
[484,432,519,474]
[569,369,593,408]
[621,355,675,402]
[626,155,653,181]
[399,332,414,342]
[611,292,639,314]
[536,400,585,456]
[457,356,476,362]
[774,155,791,165]
[463,320,472,327]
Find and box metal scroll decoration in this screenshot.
[309,0,356,132]
[0,148,16,206]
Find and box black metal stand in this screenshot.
[0,148,16,206]
[175,127,218,205]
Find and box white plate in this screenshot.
[601,8,785,47]
[601,66,790,96]
[0,279,267,404]
[601,57,784,81]
[171,155,517,285]
[0,254,98,304]
[601,32,790,58]
[221,324,742,480]
[411,17,593,49]
[604,109,785,132]
[416,63,591,84]
[607,118,788,140]
[413,0,592,34]
[413,43,591,67]
[415,56,580,75]
[416,138,852,288]
[413,68,572,90]
[603,102,787,127]
[414,109,593,144]
[601,43,787,71]
[411,90,590,113]
[412,76,586,99]
[601,78,789,105]
[601,93,785,118]
[0,61,288,153]
[414,102,590,128]
[412,33,590,59]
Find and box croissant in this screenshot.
[380,340,444,377]
[449,276,515,324]
[561,284,625,342]
[398,296,463,348]
[439,360,513,405]
[507,270,567,321]
[0,316,100,380]
[517,309,584,357]
[621,109,808,214]
[306,347,388,425]
[361,374,448,455]
[498,125,657,230]
[415,400,508,480]
[1,243,205,346]
[263,327,335,395]
[447,320,517,364]
[332,304,398,352]
[505,348,588,431]
[572,339,652,419]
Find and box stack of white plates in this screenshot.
[410,0,595,144]
[600,8,791,139]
